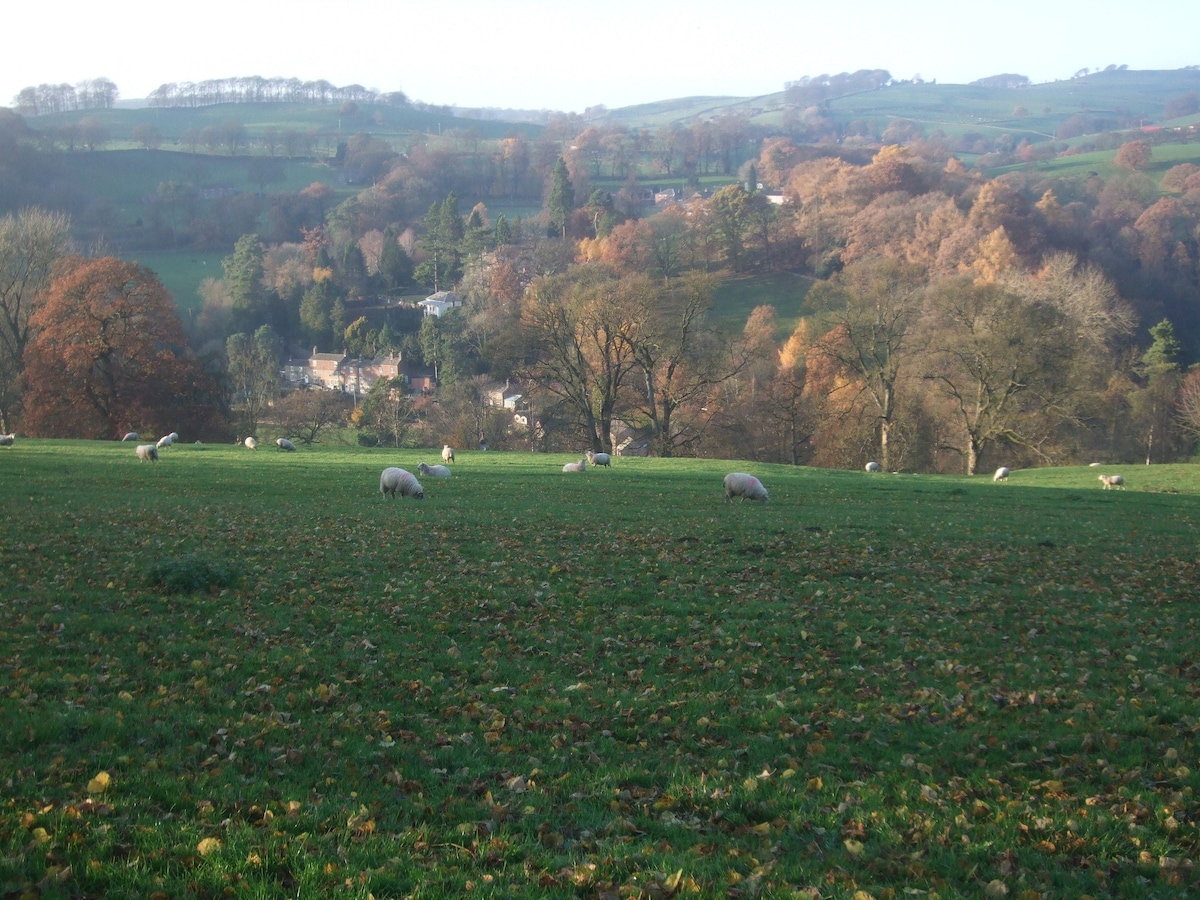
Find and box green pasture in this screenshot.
[1002,140,1200,185]
[122,250,229,317]
[712,272,813,335]
[1,440,1198,898]
[31,103,539,146]
[61,150,344,228]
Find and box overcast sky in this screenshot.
[4,0,1198,112]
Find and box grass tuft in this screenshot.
[146,553,239,594]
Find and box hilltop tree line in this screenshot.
[10,76,429,116]
[146,77,418,111]
[10,78,118,116]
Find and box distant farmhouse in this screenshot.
[281,349,436,395]
[281,290,467,393]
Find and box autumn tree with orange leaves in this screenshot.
[22,258,226,439]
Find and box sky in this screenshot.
[4,0,1198,113]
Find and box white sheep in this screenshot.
[244,437,258,450]
[586,450,611,468]
[156,434,174,450]
[0,433,14,447]
[442,444,455,464]
[276,438,296,452]
[417,462,451,477]
[865,461,881,473]
[121,432,138,442]
[380,467,424,500]
[724,472,769,503]
[1099,474,1125,490]
[168,432,179,443]
[562,458,587,473]
[993,466,1010,482]
[135,444,159,462]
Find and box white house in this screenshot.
[418,290,464,318]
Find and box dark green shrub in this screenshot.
[146,554,239,594]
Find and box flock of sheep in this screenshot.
[2,431,1134,499]
[371,443,774,505]
[862,459,1127,491]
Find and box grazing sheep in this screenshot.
[993,466,1010,482]
[244,437,258,450]
[417,462,451,477]
[562,458,587,473]
[156,434,174,450]
[724,472,769,504]
[0,433,14,447]
[168,432,179,443]
[586,450,612,468]
[1089,462,1102,467]
[865,461,881,473]
[380,467,424,500]
[276,438,296,452]
[442,444,455,464]
[136,444,159,462]
[1099,474,1125,490]
[121,432,138,442]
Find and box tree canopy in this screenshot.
[22,258,224,439]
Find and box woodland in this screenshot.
[4,68,1200,472]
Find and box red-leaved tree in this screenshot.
[22,257,226,439]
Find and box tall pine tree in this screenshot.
[546,157,575,239]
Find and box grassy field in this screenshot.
[33,103,540,148]
[712,273,814,336]
[996,141,1200,185]
[62,149,346,228]
[1,440,1198,898]
[121,250,230,318]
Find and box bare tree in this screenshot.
[0,208,72,431]
[519,266,646,452]
[1174,368,1200,444]
[921,278,1080,474]
[808,258,926,471]
[275,389,352,444]
[630,272,740,457]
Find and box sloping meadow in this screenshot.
[2,442,1198,898]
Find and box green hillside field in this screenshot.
[1,439,1197,898]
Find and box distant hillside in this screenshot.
[26,101,541,147]
[591,68,1200,141]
